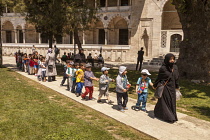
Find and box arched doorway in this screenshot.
[25,23,38,43]
[16,25,23,43]
[108,17,129,45]
[2,21,15,43]
[170,34,182,52]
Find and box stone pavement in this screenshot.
[3,56,210,140]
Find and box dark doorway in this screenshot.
[98,29,105,44]
[18,30,23,43]
[119,29,128,45]
[56,35,62,44]
[121,0,129,6]
[6,31,12,43]
[100,0,106,7]
[69,31,73,44]
[41,33,48,43]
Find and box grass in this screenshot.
[88,67,210,122]
[0,67,155,140]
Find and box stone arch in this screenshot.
[161,0,182,30]
[106,15,129,28]
[25,23,38,43]
[86,20,105,44]
[2,21,15,43]
[107,16,129,45]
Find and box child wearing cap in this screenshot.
[66,61,75,91]
[75,63,85,97]
[97,67,115,104]
[81,63,99,100]
[135,69,154,112]
[116,66,131,112]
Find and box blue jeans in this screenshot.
[76,82,84,94]
[136,92,148,109]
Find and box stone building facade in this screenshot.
[1,0,183,62]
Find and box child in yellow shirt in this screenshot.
[75,63,85,97]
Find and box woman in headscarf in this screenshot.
[46,48,57,82]
[154,53,180,123]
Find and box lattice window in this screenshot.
[161,31,167,48]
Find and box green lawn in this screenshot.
[90,67,210,122]
[0,67,155,140]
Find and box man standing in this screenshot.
[136,47,144,71]
[54,45,60,63]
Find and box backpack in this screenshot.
[55,48,60,54]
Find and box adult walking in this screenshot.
[46,48,57,82]
[154,53,180,123]
[54,45,60,63]
[136,47,144,71]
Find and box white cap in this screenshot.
[101,67,110,72]
[141,69,151,75]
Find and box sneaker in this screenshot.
[123,107,128,110]
[119,109,125,112]
[141,108,147,112]
[107,100,114,104]
[134,106,140,111]
[97,100,102,103]
[76,93,80,97]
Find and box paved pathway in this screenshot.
[3,56,210,140]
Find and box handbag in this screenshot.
[154,79,170,98]
[48,65,53,70]
[176,89,182,100]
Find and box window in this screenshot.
[6,31,12,43]
[55,35,62,44]
[119,29,128,45]
[170,34,182,52]
[98,29,105,44]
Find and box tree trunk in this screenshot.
[172,0,210,82]
[74,28,82,49]
[49,33,53,48]
[0,17,2,67]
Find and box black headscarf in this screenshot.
[163,53,175,70]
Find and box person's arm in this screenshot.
[100,75,108,84]
[149,78,155,89]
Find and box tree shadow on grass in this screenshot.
[192,106,210,119]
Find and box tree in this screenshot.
[172,0,210,82]
[64,0,99,51]
[23,0,68,48]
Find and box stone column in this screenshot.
[117,0,120,10]
[82,31,85,45]
[23,30,26,44]
[105,28,108,45]
[105,0,108,10]
[14,30,17,43]
[95,0,97,8]
[38,33,41,44]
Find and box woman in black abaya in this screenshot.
[154,53,180,123]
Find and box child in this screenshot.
[23,53,28,73]
[135,69,154,112]
[33,55,39,76]
[60,60,69,86]
[29,56,35,75]
[71,63,79,93]
[81,63,99,100]
[66,61,75,91]
[97,67,114,104]
[116,66,131,112]
[75,63,85,97]
[40,58,47,82]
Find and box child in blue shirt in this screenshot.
[135,69,154,112]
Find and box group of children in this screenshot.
[15,52,47,82]
[61,60,155,112]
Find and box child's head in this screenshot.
[41,57,45,62]
[85,63,92,71]
[141,69,151,79]
[69,61,74,67]
[119,66,127,75]
[79,63,85,70]
[74,63,79,69]
[101,67,110,75]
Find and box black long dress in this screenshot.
[154,63,179,123]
